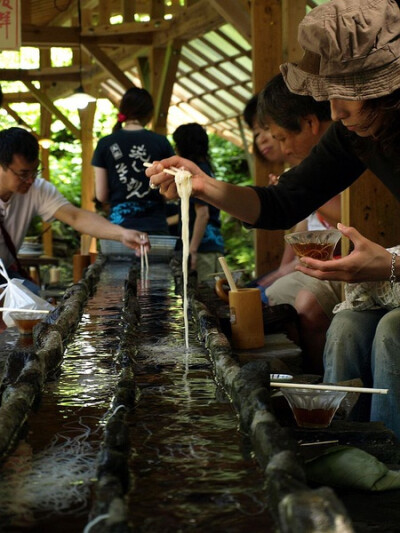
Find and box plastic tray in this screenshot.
[99,235,179,260]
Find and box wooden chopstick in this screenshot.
[270,381,388,395]
[143,161,177,177]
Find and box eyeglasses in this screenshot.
[7,165,44,182]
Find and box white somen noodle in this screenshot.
[175,168,192,349]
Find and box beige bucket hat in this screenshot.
[281,0,400,101]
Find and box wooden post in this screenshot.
[341,171,400,254]
[78,102,96,212]
[251,0,284,277]
[40,49,53,257]
[251,0,307,277]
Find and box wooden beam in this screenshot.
[22,25,81,47]
[0,67,80,83]
[98,1,112,25]
[342,171,400,253]
[150,46,168,133]
[136,57,151,91]
[84,20,170,37]
[40,49,53,257]
[152,40,182,134]
[82,43,135,91]
[2,104,36,131]
[208,0,251,42]
[79,102,97,212]
[21,24,154,47]
[123,0,137,22]
[282,0,306,62]
[151,0,165,20]
[252,0,285,276]
[22,0,32,24]
[152,0,224,45]
[23,81,81,139]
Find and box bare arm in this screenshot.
[145,156,261,225]
[94,166,109,203]
[54,203,149,252]
[316,194,341,227]
[190,203,209,270]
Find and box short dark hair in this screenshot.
[113,86,154,132]
[172,123,210,165]
[258,73,331,132]
[0,127,39,167]
[243,94,259,129]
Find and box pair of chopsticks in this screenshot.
[270,381,388,395]
[140,236,149,276]
[143,161,180,178]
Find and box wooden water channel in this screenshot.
[0,258,276,532]
[1,256,400,533]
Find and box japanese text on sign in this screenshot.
[0,0,20,50]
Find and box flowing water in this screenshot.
[1,260,275,533]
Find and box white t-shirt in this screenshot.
[0,178,70,268]
[307,212,331,231]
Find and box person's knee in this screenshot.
[375,311,400,340]
[294,290,329,327]
[326,310,357,343]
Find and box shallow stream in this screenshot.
[1,260,275,532]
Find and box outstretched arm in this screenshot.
[145,156,262,225]
[54,203,149,252]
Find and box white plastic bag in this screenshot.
[0,260,54,327]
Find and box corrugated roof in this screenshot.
[1,0,328,147]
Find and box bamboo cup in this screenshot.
[80,234,92,256]
[217,256,264,350]
[229,288,265,350]
[73,253,90,282]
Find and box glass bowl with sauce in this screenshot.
[284,229,341,261]
[281,387,347,428]
[10,312,43,335]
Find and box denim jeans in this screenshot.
[323,308,400,438]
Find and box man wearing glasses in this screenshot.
[0,127,149,292]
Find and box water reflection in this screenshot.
[128,263,274,532]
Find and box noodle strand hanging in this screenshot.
[175,168,193,349]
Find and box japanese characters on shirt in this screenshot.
[110,142,153,200]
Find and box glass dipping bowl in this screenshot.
[281,387,347,428]
[284,229,341,261]
[10,312,43,335]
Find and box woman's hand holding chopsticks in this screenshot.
[144,156,204,199]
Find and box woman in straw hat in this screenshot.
[146,0,400,437]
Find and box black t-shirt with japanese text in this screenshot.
[92,129,174,234]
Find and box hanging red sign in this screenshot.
[0,0,20,50]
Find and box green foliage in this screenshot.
[209,134,255,279]
[1,90,256,277]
